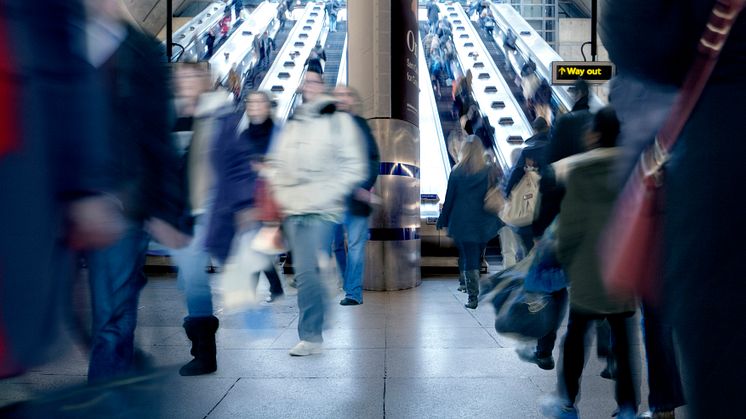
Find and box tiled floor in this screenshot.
[0,271,690,418]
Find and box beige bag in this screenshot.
[483,186,505,215]
[500,167,541,227]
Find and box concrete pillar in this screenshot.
[347,0,421,290]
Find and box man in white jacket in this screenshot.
[266,69,367,356]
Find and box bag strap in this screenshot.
[642,0,745,179]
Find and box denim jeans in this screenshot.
[340,213,369,303]
[283,215,334,343]
[329,14,337,31]
[332,223,346,279]
[535,288,568,358]
[171,215,213,318]
[456,241,486,271]
[86,225,150,382]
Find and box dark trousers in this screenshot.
[642,302,684,412]
[262,266,283,296]
[456,241,486,271]
[560,309,637,410]
[535,289,568,358]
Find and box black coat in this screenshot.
[347,115,380,217]
[546,96,592,164]
[504,131,549,195]
[437,166,500,244]
[602,1,746,416]
[101,25,188,232]
[0,0,110,374]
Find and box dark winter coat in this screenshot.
[347,115,381,217]
[602,2,746,416]
[546,96,592,164]
[100,25,188,232]
[504,130,550,195]
[206,114,275,262]
[437,166,500,244]
[0,0,111,375]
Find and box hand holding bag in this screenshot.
[600,0,746,302]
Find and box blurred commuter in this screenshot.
[543,107,638,419]
[206,91,285,306]
[313,41,327,67]
[427,1,439,33]
[447,129,468,166]
[503,116,550,252]
[170,68,234,377]
[331,86,381,306]
[546,79,592,164]
[0,0,121,377]
[227,64,241,101]
[265,70,366,356]
[532,79,553,126]
[82,0,189,383]
[305,50,324,75]
[260,31,275,67]
[599,1,745,416]
[437,138,500,309]
[325,0,338,32]
[479,8,496,37]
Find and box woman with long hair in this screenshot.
[437,137,500,308]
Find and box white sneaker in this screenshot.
[288,340,323,356]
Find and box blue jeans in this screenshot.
[456,241,485,271]
[340,213,369,303]
[332,223,346,278]
[86,225,150,382]
[283,215,334,343]
[329,14,337,31]
[171,215,213,318]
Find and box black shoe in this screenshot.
[516,346,555,370]
[464,298,478,309]
[339,298,361,306]
[601,357,617,380]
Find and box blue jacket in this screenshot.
[205,114,276,262]
[437,166,500,244]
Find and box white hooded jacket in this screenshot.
[265,95,367,221]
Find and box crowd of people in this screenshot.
[0,0,377,386]
[1,1,744,418]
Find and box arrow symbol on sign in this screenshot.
[559,67,566,75]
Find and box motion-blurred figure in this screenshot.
[545,107,638,419]
[265,70,366,356]
[0,0,119,377]
[331,86,381,306]
[170,65,233,377]
[600,1,744,416]
[437,138,500,309]
[83,0,188,383]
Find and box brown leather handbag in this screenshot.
[601,0,746,302]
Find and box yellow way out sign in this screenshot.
[551,61,615,85]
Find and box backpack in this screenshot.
[500,167,541,227]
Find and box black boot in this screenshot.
[464,270,480,309]
[179,316,219,376]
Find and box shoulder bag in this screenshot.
[601,0,746,302]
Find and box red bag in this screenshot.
[600,146,666,302]
[601,0,745,302]
[254,177,282,222]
